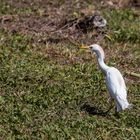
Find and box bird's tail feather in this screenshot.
[116,100,132,112]
[128,104,133,109]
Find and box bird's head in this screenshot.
[80,44,105,60]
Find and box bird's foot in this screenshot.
[114,109,121,119]
[114,113,120,119]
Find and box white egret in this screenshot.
[81,44,132,112]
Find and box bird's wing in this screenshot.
[106,68,127,101]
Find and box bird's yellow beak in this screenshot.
[80,45,90,49]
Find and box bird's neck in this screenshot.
[97,58,110,75]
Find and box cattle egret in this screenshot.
[81,44,132,112]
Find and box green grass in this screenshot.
[103,9,140,43]
[0,1,140,140]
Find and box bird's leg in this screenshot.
[114,107,120,118]
[106,97,114,113]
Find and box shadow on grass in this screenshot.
[80,103,109,117]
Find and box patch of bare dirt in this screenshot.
[0,0,107,45]
[0,0,139,45]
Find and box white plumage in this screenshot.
[105,67,130,112]
[81,44,131,112]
